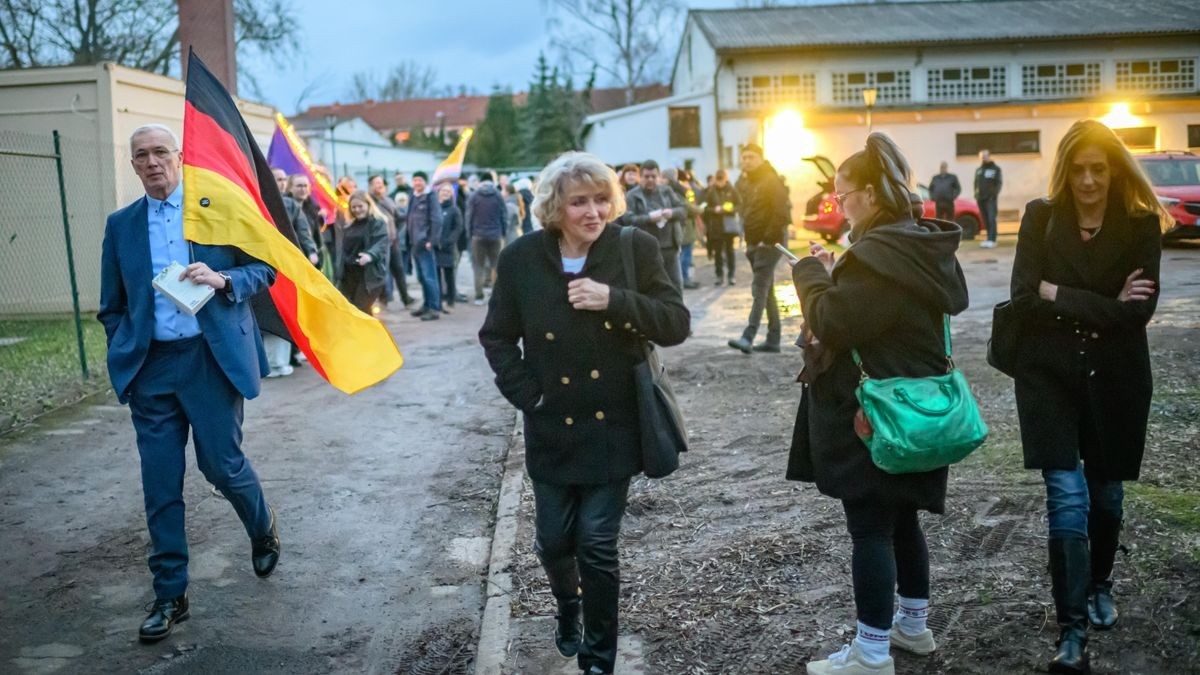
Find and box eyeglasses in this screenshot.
[132,148,177,165]
[834,188,864,205]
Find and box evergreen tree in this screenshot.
[470,88,522,168]
[520,53,583,166]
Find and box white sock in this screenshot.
[895,596,929,635]
[853,621,891,663]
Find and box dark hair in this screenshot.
[837,132,914,219]
[412,171,428,181]
[477,171,493,182]
[715,169,727,180]
[742,143,764,157]
[641,159,659,172]
[367,174,383,184]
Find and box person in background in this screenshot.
[390,171,413,200]
[517,177,536,234]
[262,168,317,378]
[728,143,789,354]
[407,171,444,320]
[99,125,280,643]
[436,182,465,314]
[624,159,686,290]
[975,150,1003,248]
[663,168,703,289]
[479,152,689,675]
[336,191,390,314]
[705,169,741,286]
[928,162,961,225]
[789,132,969,675]
[466,172,509,305]
[286,174,325,268]
[504,182,525,246]
[368,174,408,309]
[619,163,640,193]
[1009,120,1165,675]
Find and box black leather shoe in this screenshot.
[420,311,440,321]
[683,280,700,289]
[139,595,189,643]
[1088,581,1118,629]
[410,306,427,317]
[752,342,781,353]
[252,507,280,578]
[727,337,752,354]
[714,278,724,286]
[554,597,582,658]
[1048,538,1091,674]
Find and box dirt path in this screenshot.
[502,241,1200,674]
[0,301,513,674]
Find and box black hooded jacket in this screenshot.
[787,212,969,512]
[736,161,790,246]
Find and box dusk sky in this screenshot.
[243,0,753,114]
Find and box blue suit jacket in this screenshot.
[98,195,276,404]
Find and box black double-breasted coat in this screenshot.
[1011,198,1161,480]
[787,215,970,513]
[479,224,691,485]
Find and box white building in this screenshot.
[290,116,443,185]
[583,0,1200,223]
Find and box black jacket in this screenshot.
[466,183,508,240]
[437,200,465,267]
[787,213,969,512]
[974,161,1003,200]
[335,215,390,290]
[479,225,691,485]
[736,161,790,246]
[929,173,961,203]
[703,183,741,236]
[1011,199,1161,480]
[624,185,686,250]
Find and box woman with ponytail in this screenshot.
[786,133,970,675]
[1010,120,1165,674]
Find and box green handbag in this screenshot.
[852,316,988,474]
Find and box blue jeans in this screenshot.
[414,247,441,312]
[1042,462,1124,540]
[680,243,694,283]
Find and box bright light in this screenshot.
[763,109,817,172]
[1098,103,1141,129]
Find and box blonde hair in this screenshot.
[1048,119,1170,230]
[837,132,915,219]
[532,152,627,231]
[347,190,386,223]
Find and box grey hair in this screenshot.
[532,151,627,231]
[129,124,180,153]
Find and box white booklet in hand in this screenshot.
[152,261,215,316]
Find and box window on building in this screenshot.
[1116,58,1197,93]
[831,70,912,105]
[1021,62,1101,99]
[1189,125,1200,149]
[736,73,816,109]
[668,107,702,148]
[1113,127,1157,150]
[928,65,1008,102]
[956,131,1040,156]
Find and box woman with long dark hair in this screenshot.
[788,133,969,675]
[1010,119,1165,674]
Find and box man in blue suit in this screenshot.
[98,124,282,643]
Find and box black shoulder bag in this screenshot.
[987,205,1051,377]
[619,226,689,478]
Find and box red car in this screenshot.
[1136,151,1200,241]
[801,156,983,241]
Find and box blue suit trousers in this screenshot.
[129,336,272,599]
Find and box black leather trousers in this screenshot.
[533,479,631,674]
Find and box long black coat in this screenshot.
[479,225,691,485]
[1011,198,1161,480]
[787,215,970,513]
[437,200,464,267]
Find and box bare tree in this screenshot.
[344,61,478,102]
[0,0,297,76]
[544,0,683,106]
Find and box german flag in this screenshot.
[181,50,402,394]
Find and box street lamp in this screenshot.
[862,88,878,135]
[324,114,339,175]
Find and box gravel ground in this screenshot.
[503,240,1200,674]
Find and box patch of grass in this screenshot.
[0,315,108,429]
[958,437,1026,479]
[1127,483,1200,532]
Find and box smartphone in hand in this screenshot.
[774,243,801,264]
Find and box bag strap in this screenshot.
[619,227,652,360]
[851,314,954,381]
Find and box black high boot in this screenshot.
[1048,538,1092,674]
[1088,511,1122,629]
[542,555,583,658]
[577,568,619,674]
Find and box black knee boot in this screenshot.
[577,567,619,674]
[1088,512,1122,629]
[542,556,582,658]
[1048,538,1091,674]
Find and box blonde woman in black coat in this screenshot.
[336,191,390,314]
[479,152,689,674]
[1010,120,1165,674]
[789,133,969,675]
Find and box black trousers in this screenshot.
[387,239,412,305]
[842,500,930,630]
[439,264,457,307]
[934,199,955,222]
[533,479,630,673]
[711,234,735,279]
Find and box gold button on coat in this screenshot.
[604,321,613,330]
[565,417,574,426]
[595,411,605,420]
[546,332,555,341]
[624,322,632,329]
[561,376,570,385]
[590,370,600,379]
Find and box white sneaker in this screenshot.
[890,625,936,655]
[473,299,485,306]
[806,643,895,675]
[979,240,996,248]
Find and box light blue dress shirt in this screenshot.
[147,182,202,341]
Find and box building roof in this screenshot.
[690,0,1200,52]
[295,85,672,135]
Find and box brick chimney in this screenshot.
[177,0,237,95]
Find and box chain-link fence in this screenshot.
[0,129,117,429]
